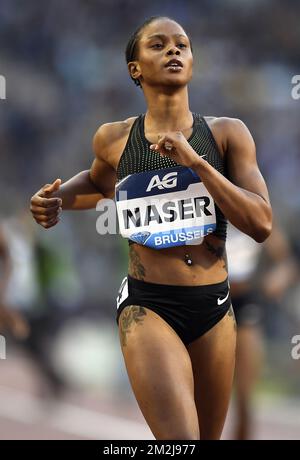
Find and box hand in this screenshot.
[150,132,204,168]
[30,178,62,229]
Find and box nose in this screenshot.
[166,47,180,56]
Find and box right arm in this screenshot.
[30,125,117,228]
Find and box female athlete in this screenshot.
[30,16,272,440]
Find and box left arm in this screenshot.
[151,118,272,242]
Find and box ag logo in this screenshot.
[146,172,178,192]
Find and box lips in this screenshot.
[165,59,183,68]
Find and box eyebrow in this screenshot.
[146,33,188,40]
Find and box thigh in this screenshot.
[118,305,199,440]
[187,305,237,439]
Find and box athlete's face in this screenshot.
[129,19,193,89]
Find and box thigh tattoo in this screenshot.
[227,304,237,331]
[119,305,147,347]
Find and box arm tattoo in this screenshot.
[204,240,228,272]
[119,305,147,347]
[129,246,146,280]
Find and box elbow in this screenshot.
[252,214,273,243]
[253,226,272,243]
[251,201,273,243]
[234,202,273,243]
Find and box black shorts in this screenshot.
[232,292,262,327]
[116,275,231,345]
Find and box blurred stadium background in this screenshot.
[0,0,300,439]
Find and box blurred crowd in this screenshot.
[0,0,300,439]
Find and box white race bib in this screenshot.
[115,166,216,249]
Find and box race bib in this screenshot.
[116,276,129,309]
[115,166,216,249]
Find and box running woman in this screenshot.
[30,16,272,440]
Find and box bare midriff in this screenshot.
[128,233,227,286]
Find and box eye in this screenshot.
[177,43,187,49]
[151,43,163,49]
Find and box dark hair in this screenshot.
[125,16,192,88]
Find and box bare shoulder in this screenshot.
[204,116,251,134]
[204,116,254,152]
[93,116,138,161]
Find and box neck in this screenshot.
[142,85,192,131]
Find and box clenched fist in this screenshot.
[30,178,62,229]
[150,132,204,169]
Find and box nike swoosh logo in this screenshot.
[217,290,230,306]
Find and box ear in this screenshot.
[128,61,142,81]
